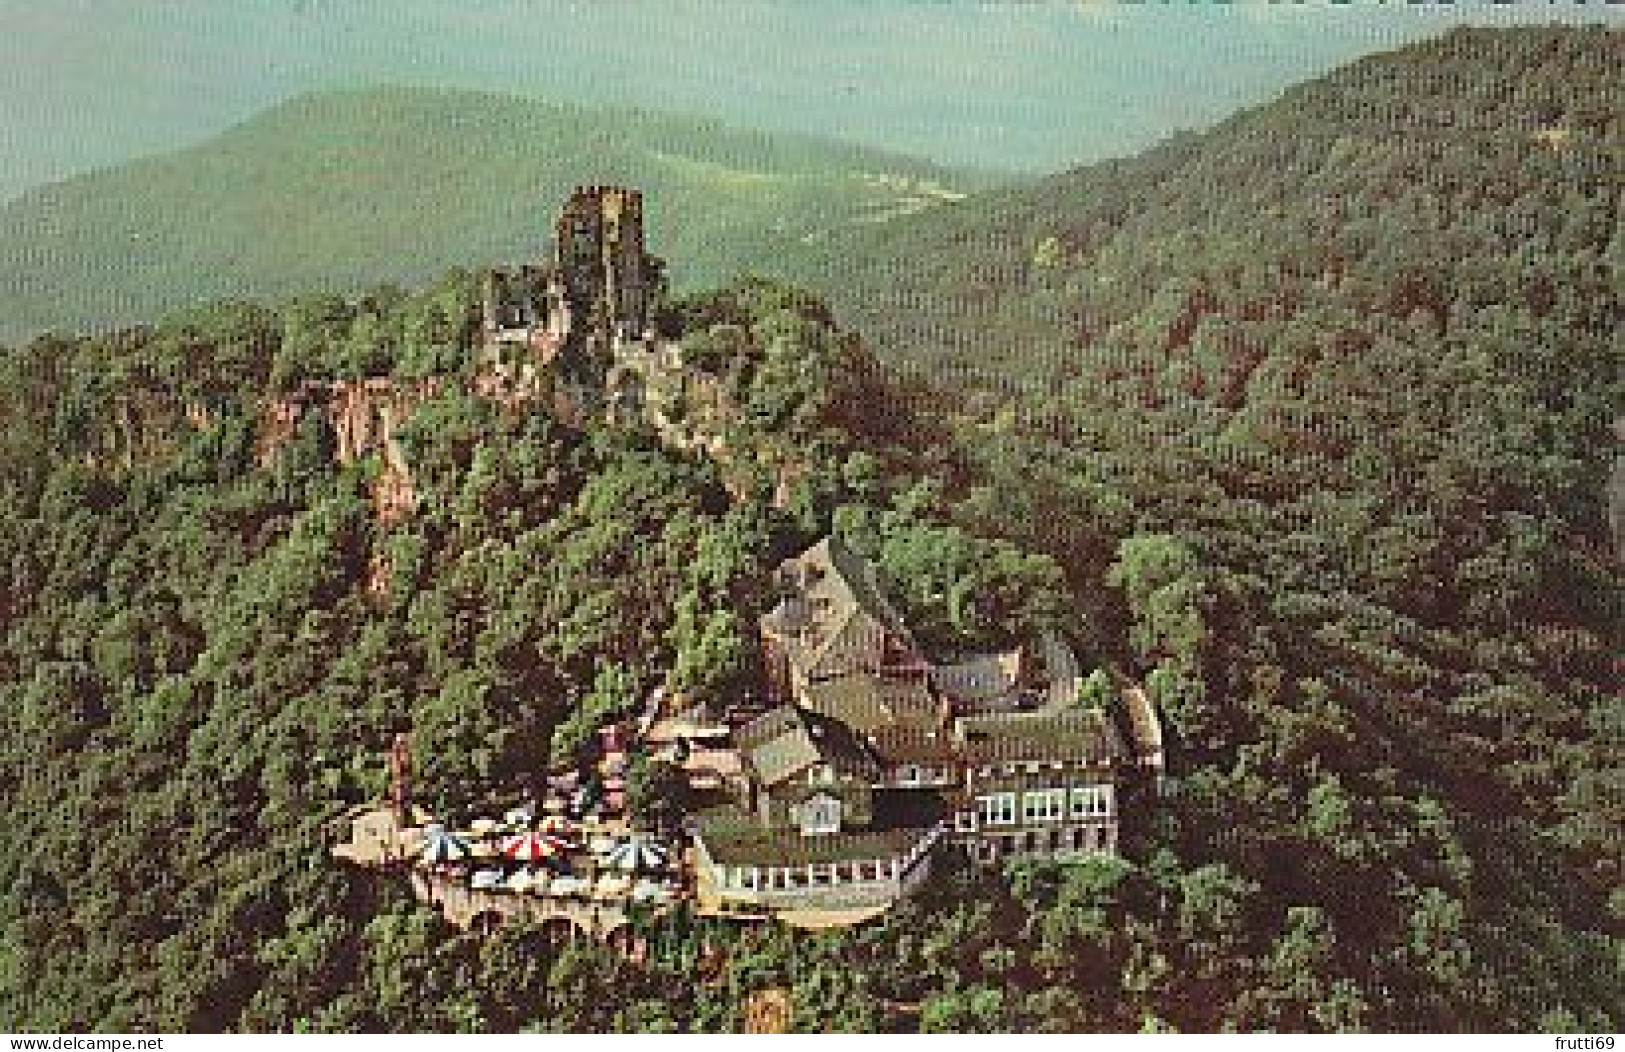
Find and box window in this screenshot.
[897,764,921,785]
[1022,788,1066,823]
[798,794,842,836]
[955,810,977,833]
[1070,784,1113,819]
[977,792,1017,826]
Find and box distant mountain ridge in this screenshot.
[0,86,997,344]
[771,24,1622,398]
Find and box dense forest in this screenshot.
[0,25,1619,1033]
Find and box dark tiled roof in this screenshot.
[930,651,1020,706]
[759,536,919,681]
[953,709,1125,766]
[866,725,960,764]
[735,705,880,787]
[801,670,943,736]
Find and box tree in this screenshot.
[625,757,692,835]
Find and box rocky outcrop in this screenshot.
[257,377,444,527]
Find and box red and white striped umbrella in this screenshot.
[501,831,569,862]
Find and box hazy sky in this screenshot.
[1,1,1617,202]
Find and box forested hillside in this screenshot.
[0,86,987,345]
[0,25,1619,1034]
[782,25,1620,400]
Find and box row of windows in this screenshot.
[972,785,1113,827]
[893,763,953,785]
[886,760,1106,784]
[971,825,1115,862]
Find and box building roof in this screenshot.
[1118,673,1166,771]
[734,705,880,787]
[930,651,1021,707]
[865,725,961,765]
[760,536,919,681]
[800,670,943,736]
[952,709,1126,766]
[931,633,1086,712]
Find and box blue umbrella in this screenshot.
[420,824,471,865]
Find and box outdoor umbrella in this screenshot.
[605,834,670,874]
[631,879,672,903]
[470,868,505,890]
[470,817,502,837]
[537,815,574,835]
[550,875,589,898]
[420,825,471,865]
[501,831,569,863]
[503,805,536,830]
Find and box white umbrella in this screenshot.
[604,834,670,874]
[420,826,471,865]
[550,875,589,897]
[630,879,670,903]
[471,868,505,890]
[470,817,502,836]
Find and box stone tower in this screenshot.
[554,185,653,344]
